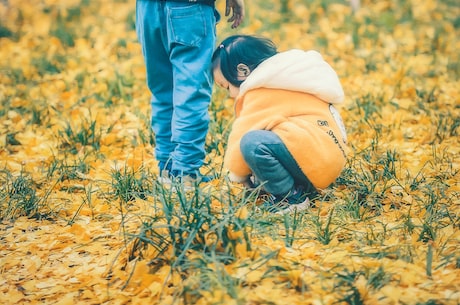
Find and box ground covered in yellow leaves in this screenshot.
[1,0,459,304]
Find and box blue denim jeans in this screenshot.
[136,0,218,174]
[240,130,317,197]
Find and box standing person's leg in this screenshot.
[136,0,175,174]
[240,130,317,199]
[165,2,217,177]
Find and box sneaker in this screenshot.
[170,170,214,183]
[158,170,214,191]
[157,169,172,185]
[263,187,311,215]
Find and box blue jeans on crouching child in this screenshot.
[136,0,218,176]
[240,130,317,198]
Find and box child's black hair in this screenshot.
[212,35,278,87]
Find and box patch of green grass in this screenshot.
[110,165,153,203]
[353,93,384,125]
[104,72,135,106]
[107,177,261,296]
[0,169,40,220]
[58,117,103,154]
[0,22,14,39]
[31,57,60,76]
[310,207,336,245]
[432,113,460,144]
[68,183,97,224]
[281,210,305,247]
[0,168,56,221]
[48,7,80,47]
[46,153,91,183]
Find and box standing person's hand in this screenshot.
[225,0,244,28]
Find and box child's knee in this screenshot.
[240,130,264,157]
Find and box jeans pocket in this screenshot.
[168,5,208,47]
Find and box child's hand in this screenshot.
[241,177,256,189]
[225,0,245,29]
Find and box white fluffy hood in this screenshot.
[238,49,344,104]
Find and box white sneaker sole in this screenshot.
[157,176,196,192]
[275,197,311,215]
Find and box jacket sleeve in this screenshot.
[223,91,285,181]
[223,116,252,181]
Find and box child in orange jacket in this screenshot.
[212,35,348,214]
